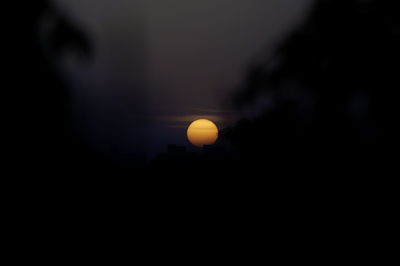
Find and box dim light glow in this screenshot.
[187,119,219,147]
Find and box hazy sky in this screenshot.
[53,0,312,154]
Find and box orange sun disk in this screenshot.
[187,119,219,147]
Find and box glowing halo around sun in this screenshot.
[187,119,219,147]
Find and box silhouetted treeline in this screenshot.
[7,0,400,175]
[224,0,400,172]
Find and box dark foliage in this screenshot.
[225,0,400,172]
[7,0,91,173]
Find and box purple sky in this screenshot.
[53,0,312,155]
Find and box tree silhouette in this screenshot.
[9,0,91,170]
[225,0,400,170]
